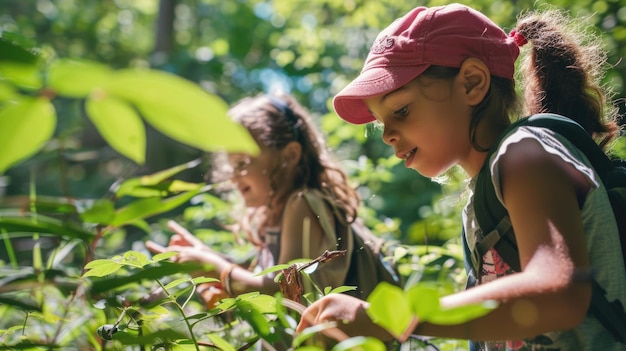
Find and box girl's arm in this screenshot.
[298,138,593,341]
[420,138,593,339]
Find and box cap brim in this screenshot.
[333,64,429,124]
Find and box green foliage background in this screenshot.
[2,0,625,244]
[0,0,624,350]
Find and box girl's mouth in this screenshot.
[403,148,417,166]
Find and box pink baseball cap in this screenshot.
[333,4,521,124]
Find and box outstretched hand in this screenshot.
[145,220,229,276]
[296,293,394,342]
[145,220,208,261]
[165,220,205,247]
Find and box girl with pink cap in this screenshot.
[297,3,625,350]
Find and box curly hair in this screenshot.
[212,93,360,243]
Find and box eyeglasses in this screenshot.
[227,155,254,176]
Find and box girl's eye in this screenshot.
[394,106,409,118]
[229,158,252,174]
[236,159,251,171]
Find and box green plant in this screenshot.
[0,38,495,351]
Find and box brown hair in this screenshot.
[213,93,360,241]
[515,9,619,149]
[420,8,620,152]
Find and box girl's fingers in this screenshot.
[296,304,322,332]
[167,220,201,244]
[145,240,167,253]
[169,234,193,246]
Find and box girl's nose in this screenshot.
[382,126,398,146]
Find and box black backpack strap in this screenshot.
[472,113,626,343]
[588,280,626,343]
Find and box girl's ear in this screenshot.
[282,141,302,166]
[459,58,491,106]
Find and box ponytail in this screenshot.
[514,10,620,149]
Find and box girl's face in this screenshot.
[364,75,474,178]
[227,147,278,208]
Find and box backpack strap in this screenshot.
[301,190,341,248]
[471,113,626,343]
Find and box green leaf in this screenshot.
[134,158,202,186]
[0,37,39,64]
[110,186,204,227]
[240,293,277,315]
[82,259,123,277]
[152,251,177,262]
[0,62,41,90]
[163,277,190,291]
[86,93,146,164]
[114,178,204,199]
[427,300,498,325]
[0,81,17,101]
[292,321,338,348]
[406,284,440,321]
[207,334,237,351]
[79,199,115,224]
[366,282,417,341]
[48,59,112,98]
[191,276,220,285]
[0,296,41,312]
[103,69,259,155]
[0,97,55,173]
[0,215,95,241]
[119,251,150,268]
[331,336,387,351]
[326,286,357,294]
[256,263,291,277]
[89,261,210,294]
[235,299,271,338]
[112,329,188,345]
[137,305,169,320]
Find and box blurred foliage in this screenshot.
[2,0,625,244]
[1,0,625,349]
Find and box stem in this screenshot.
[1,229,18,268]
[156,279,200,351]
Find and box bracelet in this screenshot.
[196,282,221,295]
[220,264,236,296]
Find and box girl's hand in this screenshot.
[145,220,209,255]
[296,294,394,341]
[166,220,206,248]
[145,220,220,258]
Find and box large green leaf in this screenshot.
[0,62,41,90]
[47,59,113,98]
[366,282,417,341]
[207,334,237,351]
[114,159,203,198]
[0,81,17,101]
[0,97,55,173]
[0,37,39,64]
[0,296,41,312]
[110,185,204,227]
[0,215,95,241]
[427,300,498,325]
[103,69,259,155]
[407,284,441,321]
[332,337,387,351]
[89,261,211,294]
[85,93,146,164]
[235,299,272,338]
[79,199,115,225]
[82,259,123,278]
